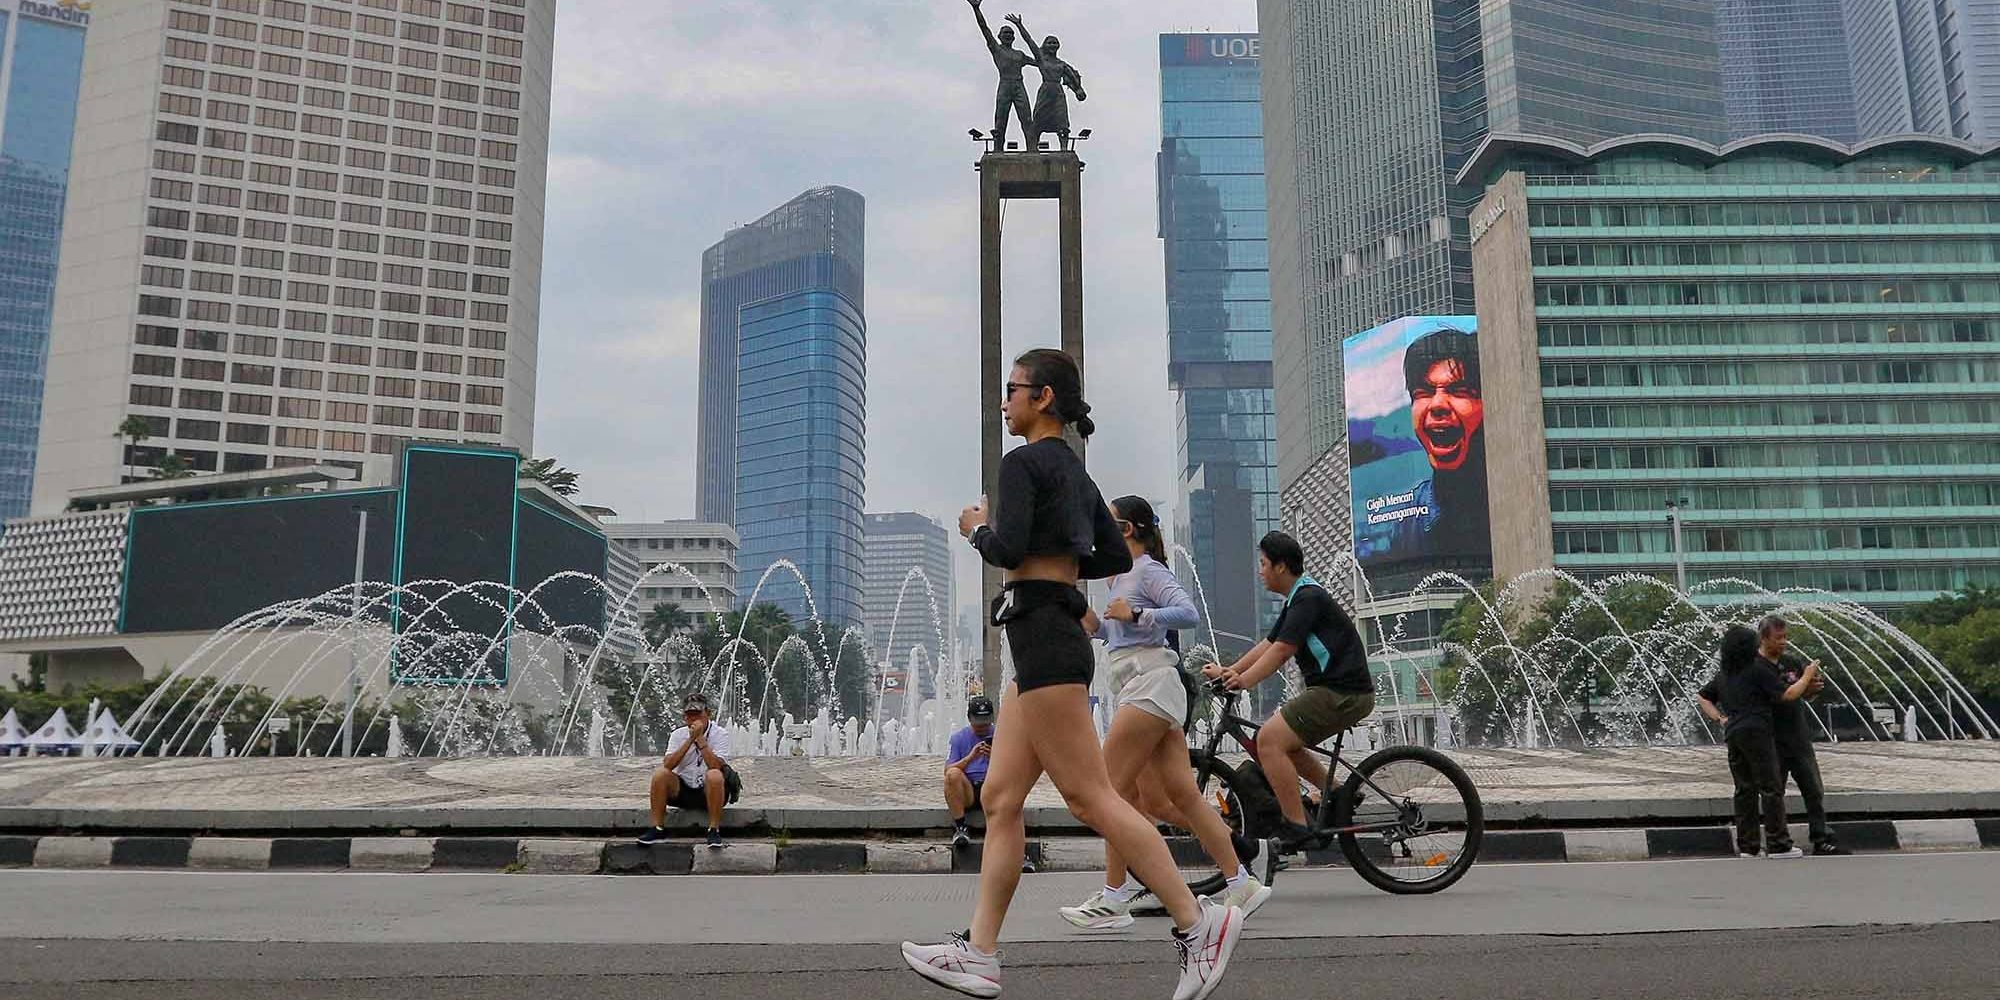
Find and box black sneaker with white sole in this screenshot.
[706,828,724,849]
[636,826,668,845]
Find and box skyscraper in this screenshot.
[698,187,866,628]
[861,511,954,674]
[1257,0,1726,592]
[0,2,89,520]
[1845,0,2000,142]
[1158,33,1277,650]
[31,0,552,514]
[1715,0,1857,140]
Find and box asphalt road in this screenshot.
[4,852,1995,999]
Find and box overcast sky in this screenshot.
[537,0,1258,620]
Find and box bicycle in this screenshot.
[1179,678,1483,895]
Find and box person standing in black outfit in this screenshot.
[1699,625,1822,858]
[1753,616,1850,856]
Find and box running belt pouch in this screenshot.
[1231,759,1287,838]
[990,584,1089,625]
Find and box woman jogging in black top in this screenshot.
[901,349,1242,1000]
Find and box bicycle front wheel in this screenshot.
[1332,745,1482,895]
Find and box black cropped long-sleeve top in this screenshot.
[970,437,1133,580]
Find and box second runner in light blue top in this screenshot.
[1092,553,1200,650]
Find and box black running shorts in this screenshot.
[992,580,1094,693]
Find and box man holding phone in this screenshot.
[638,692,734,849]
[944,695,997,849]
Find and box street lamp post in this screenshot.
[1664,498,1689,593]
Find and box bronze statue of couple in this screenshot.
[968,0,1086,152]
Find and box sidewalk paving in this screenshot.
[1,741,1996,835]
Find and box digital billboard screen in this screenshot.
[1344,316,1491,575]
[122,490,398,634]
[513,499,608,639]
[394,447,517,683]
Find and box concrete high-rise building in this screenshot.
[1716,0,1858,141]
[697,187,866,628]
[30,0,551,515]
[1845,0,2000,143]
[0,1,89,521]
[1465,133,2000,608]
[861,511,953,673]
[1158,33,1277,652]
[603,520,740,613]
[1257,0,1726,594]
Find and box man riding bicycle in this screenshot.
[1203,531,1375,853]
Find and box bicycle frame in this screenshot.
[1194,689,1413,839]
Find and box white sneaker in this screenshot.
[901,933,1002,998]
[1250,838,1280,886]
[1216,875,1272,918]
[1768,847,1805,859]
[1059,889,1136,931]
[1737,852,1759,859]
[1171,899,1242,1000]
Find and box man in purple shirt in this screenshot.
[945,695,997,848]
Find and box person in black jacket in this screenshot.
[1699,625,1822,858]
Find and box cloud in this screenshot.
[538,0,1260,615]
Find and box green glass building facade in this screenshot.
[1466,135,2000,608]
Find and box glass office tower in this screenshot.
[698,186,866,628]
[1714,0,1857,141]
[0,6,88,520]
[1159,34,1278,652]
[733,287,866,628]
[697,187,865,528]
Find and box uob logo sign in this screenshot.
[1207,37,1260,61]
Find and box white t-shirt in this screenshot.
[665,723,732,787]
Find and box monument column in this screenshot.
[976,150,1085,698]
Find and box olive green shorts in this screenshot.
[1278,687,1375,747]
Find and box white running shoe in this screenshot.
[1059,889,1137,930]
[1216,875,1272,918]
[1249,838,1280,887]
[901,932,1002,998]
[1172,898,1242,1000]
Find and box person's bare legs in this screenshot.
[648,766,681,828]
[1026,685,1201,931]
[945,766,977,821]
[1098,705,1174,891]
[968,683,1043,954]
[1257,713,1318,827]
[703,766,725,829]
[1153,729,1242,875]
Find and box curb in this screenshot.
[4,820,1995,875]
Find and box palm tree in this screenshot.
[152,454,197,480]
[520,456,580,496]
[115,415,153,482]
[642,601,690,648]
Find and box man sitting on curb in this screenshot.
[945,695,997,849]
[638,692,734,849]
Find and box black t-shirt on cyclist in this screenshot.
[1266,577,1372,694]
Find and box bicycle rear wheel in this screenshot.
[1332,745,1482,895]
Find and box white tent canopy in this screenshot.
[79,705,141,756]
[23,706,77,750]
[0,708,27,750]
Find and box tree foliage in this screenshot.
[1895,586,2000,705]
[520,457,580,497]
